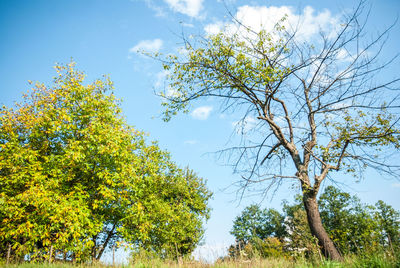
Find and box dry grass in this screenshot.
[2,253,399,268]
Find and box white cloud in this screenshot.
[184,140,198,145]
[181,22,194,28]
[143,0,167,17]
[336,48,354,62]
[205,5,338,41]
[204,21,225,35]
[392,183,400,188]
[129,39,163,54]
[154,70,170,89]
[274,116,286,124]
[330,101,351,110]
[232,116,257,134]
[165,87,181,98]
[164,0,203,18]
[191,106,213,120]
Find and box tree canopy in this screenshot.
[0,63,211,262]
[157,2,400,260]
[230,186,400,259]
[230,205,286,244]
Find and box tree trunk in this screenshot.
[6,243,11,264]
[48,245,53,263]
[91,235,97,263]
[303,194,343,261]
[96,224,116,260]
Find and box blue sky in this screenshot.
[1,0,400,263]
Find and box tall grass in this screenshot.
[2,253,399,267]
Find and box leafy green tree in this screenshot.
[231,205,286,244]
[283,199,320,258]
[230,205,287,259]
[0,63,211,262]
[230,186,400,260]
[374,200,400,254]
[156,2,400,260]
[120,166,211,259]
[319,186,379,255]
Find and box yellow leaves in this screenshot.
[1,62,212,259]
[137,202,144,213]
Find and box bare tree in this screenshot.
[157,1,400,260]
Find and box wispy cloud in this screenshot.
[181,22,195,28]
[191,106,213,120]
[184,140,198,145]
[205,5,338,41]
[129,39,163,54]
[232,116,257,134]
[392,183,400,188]
[336,48,354,63]
[164,0,204,18]
[154,70,170,89]
[143,0,167,17]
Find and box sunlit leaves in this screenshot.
[0,63,211,261]
[319,109,400,174]
[159,20,291,122]
[231,187,400,257]
[231,204,287,245]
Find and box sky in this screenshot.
[1,0,400,263]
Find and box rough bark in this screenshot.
[6,243,11,264]
[303,193,343,261]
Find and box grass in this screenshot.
[2,255,399,268]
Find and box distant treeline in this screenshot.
[228,186,400,260]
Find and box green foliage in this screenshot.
[319,186,380,255]
[230,205,286,244]
[374,200,400,254]
[0,63,211,262]
[229,186,400,260]
[250,237,286,259]
[123,168,212,259]
[156,6,400,260]
[319,110,400,175]
[158,15,400,170]
[351,252,400,268]
[159,21,291,122]
[283,205,320,259]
